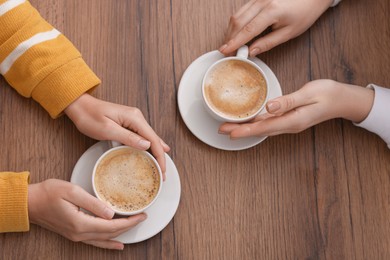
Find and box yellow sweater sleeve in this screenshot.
[0,172,30,233]
[0,0,101,118]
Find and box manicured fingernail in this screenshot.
[104,207,115,219]
[250,48,260,57]
[160,139,170,149]
[138,140,151,149]
[267,101,281,113]
[219,44,228,53]
[117,244,124,250]
[139,214,147,222]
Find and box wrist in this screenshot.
[337,82,374,122]
[64,93,96,124]
[64,93,88,116]
[314,0,336,9]
[312,0,337,18]
[325,0,335,8]
[28,183,42,225]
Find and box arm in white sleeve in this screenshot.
[331,0,342,7]
[354,84,390,149]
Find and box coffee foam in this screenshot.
[204,60,267,119]
[94,148,160,213]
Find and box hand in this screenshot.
[219,0,334,56]
[219,80,375,138]
[64,94,170,177]
[28,179,146,250]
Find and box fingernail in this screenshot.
[138,140,151,149]
[250,48,260,57]
[160,139,170,149]
[266,101,281,113]
[117,244,124,250]
[218,130,228,134]
[139,214,147,222]
[219,44,228,53]
[104,207,115,219]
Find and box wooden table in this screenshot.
[1,0,390,259]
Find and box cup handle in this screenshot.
[236,45,249,59]
[107,140,122,149]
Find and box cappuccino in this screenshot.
[94,147,161,213]
[204,60,267,119]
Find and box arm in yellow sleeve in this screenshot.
[0,171,30,232]
[0,0,101,118]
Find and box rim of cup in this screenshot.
[92,145,163,216]
[201,56,270,123]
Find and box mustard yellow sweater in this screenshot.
[0,0,100,232]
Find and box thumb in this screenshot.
[66,185,115,220]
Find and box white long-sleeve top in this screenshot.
[329,1,390,148]
[354,85,390,149]
[331,0,342,7]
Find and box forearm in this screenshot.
[0,0,100,118]
[335,82,390,148]
[0,171,30,232]
[335,82,374,123]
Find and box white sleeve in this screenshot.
[331,0,342,7]
[354,84,390,149]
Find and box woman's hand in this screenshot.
[64,94,170,177]
[219,80,374,138]
[219,0,334,56]
[28,179,146,250]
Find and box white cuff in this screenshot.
[331,0,342,7]
[354,84,390,149]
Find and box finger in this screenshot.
[224,0,258,42]
[76,213,147,238]
[122,113,167,175]
[79,216,143,241]
[221,7,273,55]
[83,240,124,250]
[218,112,275,134]
[228,89,317,138]
[265,88,314,116]
[248,27,292,56]
[105,120,166,179]
[160,138,171,152]
[234,0,257,18]
[218,123,241,134]
[65,185,115,220]
[230,108,313,138]
[108,123,152,150]
[219,111,272,134]
[228,115,288,138]
[251,112,275,122]
[92,214,146,237]
[150,144,166,180]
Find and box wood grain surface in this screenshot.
[1,0,389,259]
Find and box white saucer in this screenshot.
[177,50,283,151]
[70,141,181,244]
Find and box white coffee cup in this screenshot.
[202,45,269,123]
[92,141,163,216]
